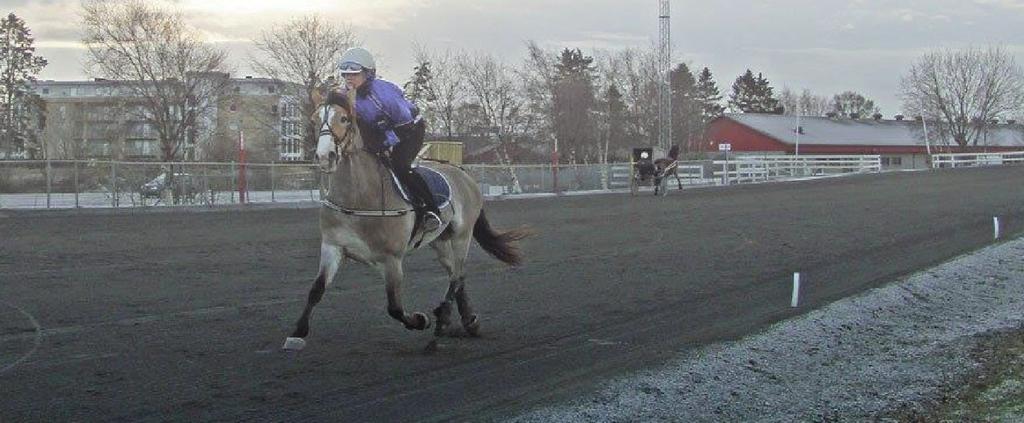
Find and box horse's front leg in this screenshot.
[382,256,431,331]
[283,243,343,351]
[674,171,683,190]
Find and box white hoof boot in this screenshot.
[282,337,306,351]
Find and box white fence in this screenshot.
[930,151,1024,169]
[607,162,711,189]
[712,155,882,185]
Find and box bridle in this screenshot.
[319,102,356,163]
[316,100,415,218]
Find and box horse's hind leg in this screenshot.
[283,243,342,351]
[382,256,431,331]
[430,240,459,336]
[674,172,683,190]
[448,233,481,337]
[431,235,474,337]
[455,282,480,337]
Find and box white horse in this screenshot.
[283,84,529,351]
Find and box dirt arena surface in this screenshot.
[2,166,1023,422]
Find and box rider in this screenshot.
[337,47,442,232]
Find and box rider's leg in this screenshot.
[390,126,441,227]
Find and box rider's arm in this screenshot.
[376,82,415,147]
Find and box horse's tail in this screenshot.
[668,144,680,160]
[473,209,531,266]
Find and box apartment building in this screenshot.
[32,74,306,162]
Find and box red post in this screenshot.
[238,129,247,203]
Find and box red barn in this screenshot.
[705,113,1024,169]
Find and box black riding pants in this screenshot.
[390,120,440,216]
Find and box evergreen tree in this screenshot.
[753,72,782,114]
[729,70,758,113]
[603,83,626,160]
[0,13,47,158]
[403,61,436,106]
[729,69,781,114]
[669,63,702,152]
[552,48,597,162]
[695,67,724,123]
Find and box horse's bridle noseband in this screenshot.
[320,103,356,161]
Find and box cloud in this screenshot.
[11,0,1024,115]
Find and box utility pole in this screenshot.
[658,0,671,151]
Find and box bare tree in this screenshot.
[520,41,557,154]
[408,45,465,140]
[251,14,356,158]
[596,46,660,152]
[831,91,880,119]
[778,87,831,117]
[901,46,1024,147]
[461,51,526,191]
[0,13,47,158]
[81,0,230,162]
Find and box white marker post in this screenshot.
[791,272,801,308]
[994,217,1000,240]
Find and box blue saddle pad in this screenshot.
[413,166,452,208]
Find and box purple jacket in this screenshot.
[354,78,416,147]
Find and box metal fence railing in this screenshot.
[2,160,731,210]
[0,160,323,209]
[0,155,900,209]
[930,151,1024,168]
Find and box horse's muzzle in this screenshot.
[317,151,338,173]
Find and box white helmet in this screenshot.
[338,47,376,74]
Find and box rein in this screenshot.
[318,103,414,217]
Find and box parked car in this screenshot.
[140,173,196,198]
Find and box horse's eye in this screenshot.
[337,117,350,124]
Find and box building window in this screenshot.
[230,103,237,112]
[892,157,902,165]
[41,88,49,95]
[234,86,241,94]
[268,85,276,94]
[271,105,278,114]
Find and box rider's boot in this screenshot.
[421,207,441,232]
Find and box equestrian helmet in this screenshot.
[338,47,376,74]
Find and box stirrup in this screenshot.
[422,211,441,232]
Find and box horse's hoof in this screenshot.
[407,312,431,331]
[282,337,306,351]
[434,303,452,336]
[463,315,481,337]
[434,319,450,337]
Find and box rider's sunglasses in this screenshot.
[339,62,364,74]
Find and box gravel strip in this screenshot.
[509,237,1024,422]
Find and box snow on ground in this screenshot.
[509,237,1024,422]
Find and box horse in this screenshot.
[652,145,682,196]
[282,84,530,351]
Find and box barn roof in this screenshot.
[726,113,1024,148]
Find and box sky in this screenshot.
[8,0,1024,115]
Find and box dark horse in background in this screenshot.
[653,145,683,196]
[637,145,682,196]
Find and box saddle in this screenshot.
[386,166,453,210]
